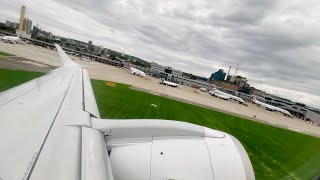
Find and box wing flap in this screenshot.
[81,127,114,180]
[29,126,82,180]
[83,69,100,118]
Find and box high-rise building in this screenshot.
[12,22,19,29]
[88,41,93,51]
[22,18,32,34]
[240,83,251,94]
[18,6,26,32]
[31,26,40,37]
[233,76,247,87]
[5,20,11,27]
[210,69,226,82]
[97,45,104,54]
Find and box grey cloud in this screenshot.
[224,1,276,25]
[1,0,320,108]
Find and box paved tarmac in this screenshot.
[0,41,319,137]
[0,56,56,72]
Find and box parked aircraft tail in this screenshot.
[211,84,217,91]
[252,95,257,102]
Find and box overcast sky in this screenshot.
[1,0,320,108]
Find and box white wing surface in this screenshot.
[10,39,16,44]
[0,44,109,180]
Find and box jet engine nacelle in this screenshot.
[92,119,255,180]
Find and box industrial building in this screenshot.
[209,67,252,94]
[210,69,226,82]
[226,75,247,85]
[214,81,239,91]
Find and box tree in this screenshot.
[109,53,116,60]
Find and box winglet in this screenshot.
[54,44,80,67]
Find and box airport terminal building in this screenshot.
[255,95,320,125]
[150,62,212,89]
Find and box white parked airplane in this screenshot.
[199,87,207,92]
[209,84,246,105]
[160,78,179,87]
[65,51,76,56]
[1,35,26,45]
[80,56,91,62]
[252,95,292,117]
[0,44,255,180]
[129,64,146,77]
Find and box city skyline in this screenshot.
[0,0,320,108]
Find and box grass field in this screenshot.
[0,51,14,57]
[91,80,320,180]
[0,68,44,92]
[0,68,319,179]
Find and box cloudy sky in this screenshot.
[1,0,320,108]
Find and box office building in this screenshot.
[22,18,32,34]
[5,20,11,27]
[12,22,19,29]
[97,45,104,54]
[88,41,93,51]
[240,83,251,94]
[18,6,26,32]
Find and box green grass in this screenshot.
[0,68,319,179]
[0,51,14,57]
[0,68,44,92]
[92,80,320,180]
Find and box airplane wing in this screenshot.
[0,44,109,180]
[9,39,16,45]
[0,44,255,180]
[20,39,26,45]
